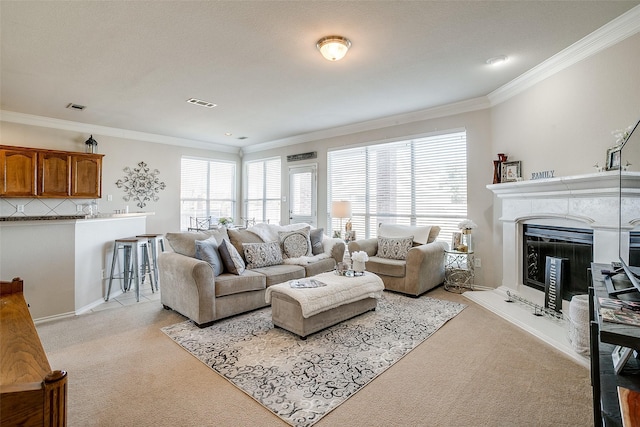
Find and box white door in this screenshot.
[288,164,317,226]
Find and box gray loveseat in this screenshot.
[347,224,447,296]
[159,225,345,327]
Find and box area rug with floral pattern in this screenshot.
[161,291,465,427]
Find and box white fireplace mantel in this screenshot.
[463,171,640,366]
[486,170,640,199]
[487,170,640,290]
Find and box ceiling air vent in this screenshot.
[186,98,217,108]
[66,103,86,111]
[287,152,317,162]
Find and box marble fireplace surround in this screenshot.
[465,171,640,367]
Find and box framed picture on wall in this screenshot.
[606,145,622,170]
[501,160,521,182]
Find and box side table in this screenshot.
[444,250,475,293]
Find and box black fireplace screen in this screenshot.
[523,225,593,301]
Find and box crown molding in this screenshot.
[488,5,640,106]
[243,96,491,154]
[0,110,239,154]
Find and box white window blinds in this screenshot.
[328,131,467,243]
[180,157,236,230]
[245,157,281,225]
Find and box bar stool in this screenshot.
[136,233,165,291]
[105,237,155,302]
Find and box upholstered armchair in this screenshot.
[347,224,448,296]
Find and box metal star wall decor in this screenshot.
[115,161,166,208]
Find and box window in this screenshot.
[328,130,467,244]
[180,157,236,230]
[245,157,281,225]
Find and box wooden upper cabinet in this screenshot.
[0,147,37,197]
[71,154,102,198]
[0,145,103,199]
[39,151,71,197]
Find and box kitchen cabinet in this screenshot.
[0,145,103,198]
[39,150,71,197]
[71,154,102,198]
[0,147,37,196]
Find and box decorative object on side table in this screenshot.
[351,251,369,274]
[501,160,521,182]
[456,219,477,252]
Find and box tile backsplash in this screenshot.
[0,198,99,217]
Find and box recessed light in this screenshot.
[486,55,508,66]
[186,98,217,108]
[225,132,233,136]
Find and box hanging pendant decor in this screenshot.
[115,161,166,208]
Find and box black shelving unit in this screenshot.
[590,264,640,426]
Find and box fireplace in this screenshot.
[523,225,593,301]
[462,171,640,366]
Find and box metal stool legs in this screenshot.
[136,234,165,291]
[106,237,155,302]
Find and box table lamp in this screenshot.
[331,200,352,238]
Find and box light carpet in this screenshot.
[161,292,465,427]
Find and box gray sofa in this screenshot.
[347,225,447,296]
[159,226,345,327]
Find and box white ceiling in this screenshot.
[1,1,638,152]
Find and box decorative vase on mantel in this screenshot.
[493,160,501,184]
[461,228,473,252]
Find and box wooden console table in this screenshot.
[1,277,67,426]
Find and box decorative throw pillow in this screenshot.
[243,242,283,269]
[195,237,223,276]
[218,239,246,275]
[376,236,414,260]
[227,228,264,263]
[378,224,432,245]
[279,226,312,258]
[310,228,324,255]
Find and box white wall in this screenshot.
[0,121,240,233]
[243,108,495,286]
[2,32,638,292]
[490,32,640,287]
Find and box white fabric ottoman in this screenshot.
[265,271,384,338]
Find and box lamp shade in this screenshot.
[331,200,352,218]
[316,36,351,61]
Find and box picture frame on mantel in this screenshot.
[501,160,521,182]
[606,144,622,170]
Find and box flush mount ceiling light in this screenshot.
[316,35,351,61]
[486,55,508,66]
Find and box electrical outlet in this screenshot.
[474,257,482,268]
[77,204,84,212]
[107,194,113,201]
[101,269,106,280]
[16,204,24,213]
